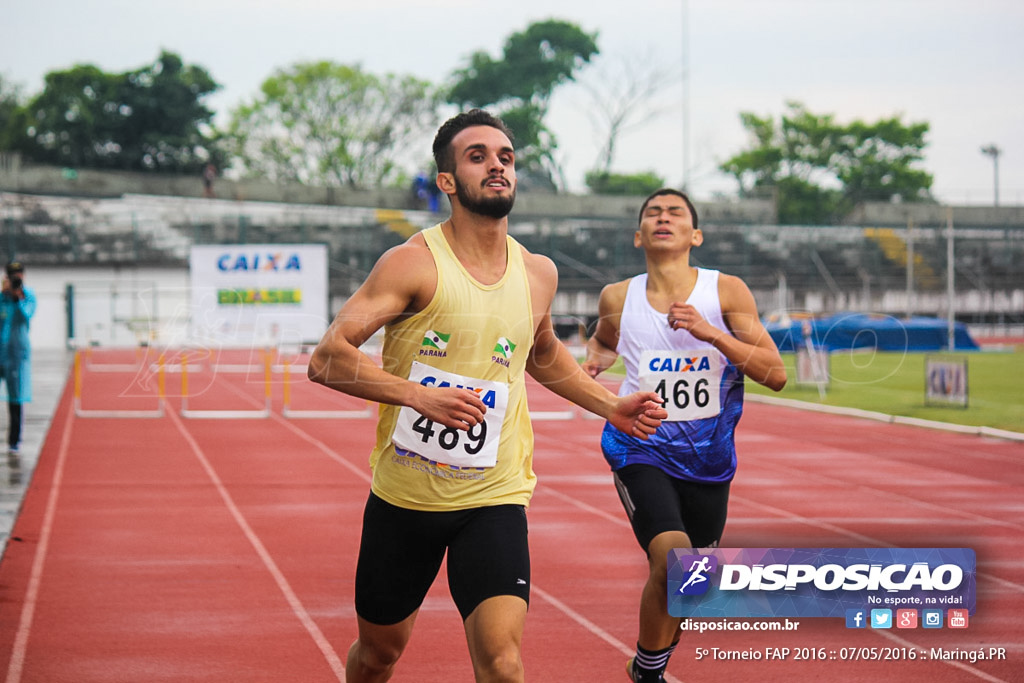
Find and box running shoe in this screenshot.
[626,656,664,682]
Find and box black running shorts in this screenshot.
[612,464,730,552]
[354,492,530,624]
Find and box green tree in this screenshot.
[584,170,664,196]
[227,62,441,188]
[720,101,933,223]
[19,51,221,172]
[0,74,28,152]
[447,19,599,191]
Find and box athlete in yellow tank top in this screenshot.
[370,223,537,510]
[307,109,667,683]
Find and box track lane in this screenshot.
[0,365,1019,682]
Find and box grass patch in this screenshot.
[745,347,1024,433]
[586,348,1023,434]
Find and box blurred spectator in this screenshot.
[202,163,217,198]
[0,261,35,457]
[411,170,442,213]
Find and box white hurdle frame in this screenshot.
[179,350,272,419]
[73,349,165,418]
[280,359,375,418]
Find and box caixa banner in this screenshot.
[668,548,975,618]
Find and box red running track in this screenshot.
[0,357,1021,682]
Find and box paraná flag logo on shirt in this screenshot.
[493,337,516,359]
[422,330,450,351]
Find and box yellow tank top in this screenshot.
[369,224,536,511]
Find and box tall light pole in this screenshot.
[980,144,1001,206]
[681,0,690,192]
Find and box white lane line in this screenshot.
[267,410,373,484]
[732,445,1024,595]
[540,486,630,528]
[744,453,1024,532]
[166,407,346,680]
[273,416,687,679]
[730,494,1024,595]
[533,426,1018,683]
[263,394,1018,683]
[539,482,1012,683]
[220,374,371,482]
[5,405,74,683]
[531,584,685,683]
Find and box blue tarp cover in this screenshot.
[765,313,979,352]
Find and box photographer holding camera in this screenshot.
[1,261,36,457]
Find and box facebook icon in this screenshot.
[845,609,867,629]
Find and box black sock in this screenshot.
[632,642,676,682]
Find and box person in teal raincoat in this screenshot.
[1,261,35,456]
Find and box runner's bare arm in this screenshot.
[523,253,665,438]
[667,274,787,391]
[582,280,627,378]
[307,239,487,429]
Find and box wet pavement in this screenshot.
[0,348,72,558]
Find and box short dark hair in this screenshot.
[5,261,24,276]
[432,109,515,174]
[638,188,698,232]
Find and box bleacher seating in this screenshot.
[1,192,1022,325]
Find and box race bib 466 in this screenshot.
[638,350,721,422]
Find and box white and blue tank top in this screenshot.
[601,269,744,483]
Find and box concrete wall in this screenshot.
[0,161,778,223]
[848,201,1024,228]
[3,159,1023,227]
[5,160,1021,350]
[24,265,191,350]
[23,262,1022,351]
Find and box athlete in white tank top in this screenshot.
[583,189,786,683]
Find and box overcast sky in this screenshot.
[2,0,1022,204]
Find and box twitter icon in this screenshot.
[871,609,892,629]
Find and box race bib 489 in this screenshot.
[392,362,509,468]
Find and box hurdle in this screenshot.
[180,349,272,419]
[210,349,273,374]
[73,349,165,418]
[82,344,148,372]
[529,400,577,421]
[280,359,375,418]
[155,345,211,374]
